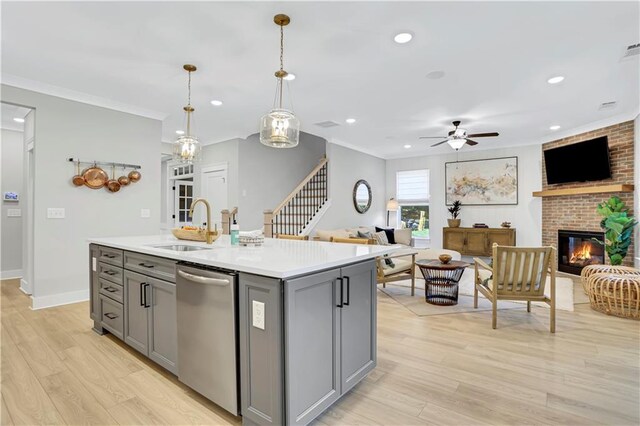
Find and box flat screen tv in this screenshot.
[544,136,611,185]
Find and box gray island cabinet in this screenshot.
[88,235,395,426]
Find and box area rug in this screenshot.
[378,285,524,317]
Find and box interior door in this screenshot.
[174,180,194,226]
[201,167,228,231]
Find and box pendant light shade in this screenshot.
[260,14,300,148]
[173,65,201,163]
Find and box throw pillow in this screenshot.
[375,227,396,244]
[357,230,373,240]
[373,231,389,246]
[383,255,395,268]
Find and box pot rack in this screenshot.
[67,157,142,170]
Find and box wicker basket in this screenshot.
[587,272,640,320]
[171,228,219,243]
[580,265,640,294]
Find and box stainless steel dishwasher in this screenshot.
[176,262,239,415]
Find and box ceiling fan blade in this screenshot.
[419,136,447,139]
[467,132,499,138]
[448,130,455,136]
[465,139,479,146]
[430,140,449,147]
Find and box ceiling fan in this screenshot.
[419,120,499,150]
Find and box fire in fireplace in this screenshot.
[558,230,605,275]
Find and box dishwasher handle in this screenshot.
[177,269,231,286]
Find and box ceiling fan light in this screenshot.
[448,139,466,150]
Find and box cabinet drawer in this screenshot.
[99,278,124,303]
[124,252,176,283]
[98,262,123,285]
[100,295,124,340]
[99,246,124,267]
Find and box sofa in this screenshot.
[314,226,414,247]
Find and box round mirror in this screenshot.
[353,179,372,214]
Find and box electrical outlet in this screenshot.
[140,209,151,218]
[47,208,65,219]
[252,300,265,330]
[7,209,21,217]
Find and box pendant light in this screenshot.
[173,64,201,163]
[260,14,300,148]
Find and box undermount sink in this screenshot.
[153,244,212,252]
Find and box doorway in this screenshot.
[200,164,228,231]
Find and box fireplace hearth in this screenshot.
[558,230,605,275]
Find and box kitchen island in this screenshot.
[88,234,397,426]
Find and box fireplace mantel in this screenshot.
[533,183,634,198]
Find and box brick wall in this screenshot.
[541,120,635,266]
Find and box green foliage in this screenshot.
[593,196,637,265]
[448,200,462,219]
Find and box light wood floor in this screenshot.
[2,278,639,425]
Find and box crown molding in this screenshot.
[2,74,169,121]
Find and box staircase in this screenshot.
[263,158,328,238]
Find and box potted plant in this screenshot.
[593,196,638,265]
[447,200,462,228]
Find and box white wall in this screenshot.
[238,132,327,230]
[314,143,386,230]
[2,85,162,308]
[385,144,543,249]
[1,129,24,277]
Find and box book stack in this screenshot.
[473,223,489,228]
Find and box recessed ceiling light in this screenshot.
[393,32,413,44]
[404,144,412,149]
[283,73,296,81]
[210,100,223,106]
[547,76,565,84]
[549,125,561,131]
[176,130,185,135]
[345,118,356,124]
[13,117,25,123]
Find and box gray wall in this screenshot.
[1,129,24,275]
[314,143,386,230]
[1,85,162,307]
[238,132,327,230]
[385,144,542,249]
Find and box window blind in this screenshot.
[396,169,429,204]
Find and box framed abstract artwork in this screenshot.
[445,157,518,205]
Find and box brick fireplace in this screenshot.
[541,120,635,268]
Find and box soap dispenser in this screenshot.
[230,219,240,245]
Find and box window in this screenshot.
[396,170,429,239]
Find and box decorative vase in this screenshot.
[448,219,461,228]
[439,254,452,264]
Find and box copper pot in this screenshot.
[82,163,109,189]
[106,166,121,193]
[71,160,84,186]
[128,169,141,183]
[117,167,130,186]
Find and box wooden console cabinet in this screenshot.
[443,227,516,256]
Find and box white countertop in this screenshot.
[88,234,400,278]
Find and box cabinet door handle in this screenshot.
[105,270,117,276]
[140,282,145,306]
[104,312,118,320]
[144,283,151,308]
[343,276,350,306]
[103,254,116,259]
[336,277,344,308]
[138,262,155,268]
[104,286,117,293]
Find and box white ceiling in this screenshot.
[2,1,638,158]
[1,103,31,132]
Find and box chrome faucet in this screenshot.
[189,198,216,244]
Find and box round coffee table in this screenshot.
[416,259,471,306]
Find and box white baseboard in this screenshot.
[0,269,23,280]
[31,289,89,310]
[20,278,32,295]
